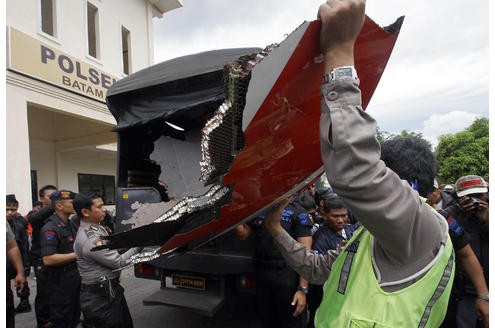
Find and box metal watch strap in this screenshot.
[478,295,489,301]
[297,286,309,294]
[323,66,358,83]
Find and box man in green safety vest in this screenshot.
[264,1,455,327]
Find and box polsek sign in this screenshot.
[8,27,118,103]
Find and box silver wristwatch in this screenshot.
[478,294,489,301]
[297,286,309,295]
[323,66,358,83]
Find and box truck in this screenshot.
[107,47,263,316]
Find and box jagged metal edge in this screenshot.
[199,46,277,184]
[153,184,230,223]
[125,184,230,265]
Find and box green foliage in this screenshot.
[395,130,432,150]
[435,118,489,184]
[376,128,432,150]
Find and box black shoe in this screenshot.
[14,300,31,313]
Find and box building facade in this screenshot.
[6,0,182,214]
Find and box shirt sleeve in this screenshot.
[6,222,15,242]
[40,224,59,257]
[272,229,338,285]
[319,79,447,268]
[438,207,471,251]
[82,237,141,270]
[292,212,313,238]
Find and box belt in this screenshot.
[81,277,119,297]
[81,277,119,290]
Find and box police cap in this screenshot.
[50,190,77,201]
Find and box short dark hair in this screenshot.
[32,200,43,208]
[39,185,57,198]
[73,191,102,218]
[380,138,437,198]
[297,192,316,211]
[6,194,18,206]
[322,195,346,213]
[314,187,336,205]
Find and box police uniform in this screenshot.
[40,191,80,328]
[29,204,55,327]
[252,202,312,328]
[74,220,141,328]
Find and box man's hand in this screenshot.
[14,272,26,290]
[234,224,252,240]
[264,197,292,236]
[459,196,489,223]
[317,0,366,72]
[475,298,489,328]
[291,290,307,317]
[476,198,489,224]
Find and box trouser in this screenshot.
[46,266,81,328]
[307,284,324,328]
[80,279,133,328]
[7,280,15,328]
[34,259,51,327]
[442,293,484,328]
[17,280,30,301]
[255,265,308,328]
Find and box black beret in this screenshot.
[50,190,77,201]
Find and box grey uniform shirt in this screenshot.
[74,221,141,285]
[7,221,15,242]
[273,78,449,289]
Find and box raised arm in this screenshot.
[317,0,445,267]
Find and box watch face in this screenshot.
[335,67,353,79]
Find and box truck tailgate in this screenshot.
[143,288,224,317]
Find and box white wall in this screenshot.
[58,151,116,192]
[6,86,33,215]
[6,0,154,77]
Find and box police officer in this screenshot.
[6,194,32,313]
[73,191,141,328]
[235,193,313,328]
[40,190,80,328]
[29,184,57,328]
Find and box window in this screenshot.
[121,26,131,75]
[40,0,56,36]
[87,2,100,58]
[31,170,39,204]
[78,173,115,205]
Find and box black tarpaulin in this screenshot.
[106,47,262,132]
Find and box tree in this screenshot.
[435,118,489,184]
[395,130,432,150]
[376,127,393,144]
[376,128,432,150]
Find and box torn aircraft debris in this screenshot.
[99,16,404,265]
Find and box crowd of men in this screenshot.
[6,186,139,328]
[6,0,490,327]
[234,171,488,328]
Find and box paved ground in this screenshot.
[14,267,261,328]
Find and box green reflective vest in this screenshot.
[315,227,454,328]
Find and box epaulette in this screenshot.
[84,225,99,239]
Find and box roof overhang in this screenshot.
[148,0,183,18]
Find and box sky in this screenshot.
[152,0,490,148]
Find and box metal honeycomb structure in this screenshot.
[199,46,276,186]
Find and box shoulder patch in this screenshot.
[84,228,96,239]
[44,230,56,241]
[446,216,464,236]
[297,212,311,226]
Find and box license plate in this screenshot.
[171,274,206,291]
